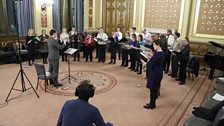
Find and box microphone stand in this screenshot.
[5,0,39,102]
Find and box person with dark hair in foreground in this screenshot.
[57,80,113,126]
[144,40,165,109]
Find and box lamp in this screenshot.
[36,0,54,6]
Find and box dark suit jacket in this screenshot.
[47,37,65,60]
[57,99,106,126]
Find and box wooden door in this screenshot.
[104,0,130,35]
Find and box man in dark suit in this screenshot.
[57,80,113,126]
[47,29,66,87]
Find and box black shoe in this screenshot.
[168,74,172,76]
[113,62,116,65]
[120,64,124,66]
[165,70,168,74]
[138,72,142,75]
[143,104,156,109]
[124,65,128,67]
[128,67,132,69]
[108,61,113,64]
[179,82,185,85]
[175,78,180,81]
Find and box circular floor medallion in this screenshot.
[39,70,117,96]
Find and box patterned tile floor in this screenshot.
[0,57,212,126]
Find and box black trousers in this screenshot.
[95,42,98,58]
[149,88,158,108]
[179,59,188,83]
[62,54,68,61]
[171,53,180,76]
[85,46,93,62]
[121,48,129,66]
[41,52,48,64]
[73,43,80,61]
[110,51,116,63]
[164,50,171,72]
[136,62,142,74]
[129,49,136,70]
[135,52,142,73]
[117,44,121,60]
[98,44,106,63]
[27,52,36,65]
[82,45,86,58]
[48,59,59,84]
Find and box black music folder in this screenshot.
[140,52,149,62]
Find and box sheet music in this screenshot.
[212,93,224,101]
[64,48,78,55]
[140,46,151,51]
[35,37,40,41]
[94,38,98,41]
[124,45,132,49]
[94,37,104,42]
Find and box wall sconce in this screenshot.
[36,0,54,6]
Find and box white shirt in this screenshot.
[167,34,175,50]
[60,33,69,43]
[116,31,123,41]
[96,32,108,45]
[142,32,151,43]
[173,38,184,53]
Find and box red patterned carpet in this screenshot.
[0,58,212,126]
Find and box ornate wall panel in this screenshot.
[144,0,182,29]
[105,0,130,34]
[88,0,93,27]
[196,0,224,36]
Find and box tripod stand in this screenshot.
[62,48,77,84]
[62,55,76,84]
[5,0,39,102]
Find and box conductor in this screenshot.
[47,29,66,87]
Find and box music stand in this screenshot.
[62,48,78,84]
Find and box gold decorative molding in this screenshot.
[88,0,93,27]
[193,0,224,39]
[33,0,53,35]
[144,0,185,30]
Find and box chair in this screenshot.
[34,63,57,92]
[186,56,200,81]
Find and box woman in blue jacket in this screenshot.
[144,40,165,109]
